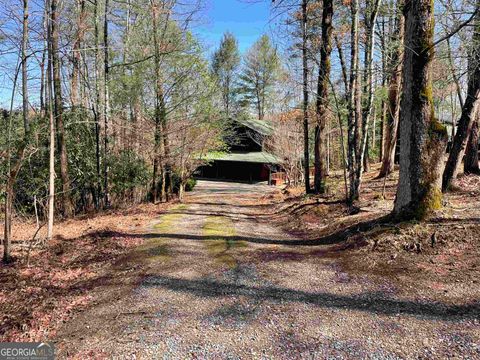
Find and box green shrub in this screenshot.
[185,177,197,191]
[109,150,149,197]
[163,173,197,195]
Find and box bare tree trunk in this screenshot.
[394,0,448,220]
[46,0,55,240]
[442,2,480,191]
[313,0,333,194]
[4,15,28,262]
[379,99,387,162]
[446,37,464,109]
[3,158,24,262]
[122,0,132,152]
[352,0,381,196]
[334,34,349,97]
[93,0,102,207]
[22,0,29,134]
[71,0,86,108]
[103,0,111,207]
[464,108,480,174]
[3,67,20,263]
[302,0,311,194]
[347,0,360,203]
[364,137,370,172]
[150,0,168,203]
[379,0,405,177]
[371,103,376,164]
[40,6,48,117]
[52,0,73,217]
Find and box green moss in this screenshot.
[141,204,188,262]
[153,204,187,231]
[202,216,246,268]
[415,186,443,220]
[429,119,448,138]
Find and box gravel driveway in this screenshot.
[55,180,480,359]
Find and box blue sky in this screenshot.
[0,0,274,108]
[196,0,273,54]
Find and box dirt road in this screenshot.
[55,181,480,359]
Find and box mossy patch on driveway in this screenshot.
[138,204,189,263]
[202,216,246,268]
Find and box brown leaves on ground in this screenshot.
[271,165,480,305]
[0,202,170,341]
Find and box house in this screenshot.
[197,118,282,183]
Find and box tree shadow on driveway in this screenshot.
[115,214,393,247]
[141,274,480,321]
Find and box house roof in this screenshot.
[204,151,281,164]
[236,118,274,136]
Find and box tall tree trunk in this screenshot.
[442,2,480,191]
[393,0,448,220]
[3,152,25,263]
[334,34,349,97]
[22,0,29,134]
[370,103,376,165]
[103,0,111,207]
[352,0,381,197]
[40,7,48,117]
[51,0,73,217]
[46,0,55,240]
[313,0,333,194]
[71,0,86,108]
[4,1,31,261]
[446,37,464,109]
[150,0,168,203]
[94,0,102,207]
[379,0,405,177]
[121,0,132,152]
[302,0,311,193]
[378,13,387,163]
[347,0,361,203]
[464,108,480,174]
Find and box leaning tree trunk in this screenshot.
[51,0,73,217]
[313,0,333,194]
[379,0,405,178]
[393,0,448,220]
[442,3,480,191]
[464,108,480,174]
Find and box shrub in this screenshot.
[185,177,197,191]
[109,150,149,198]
